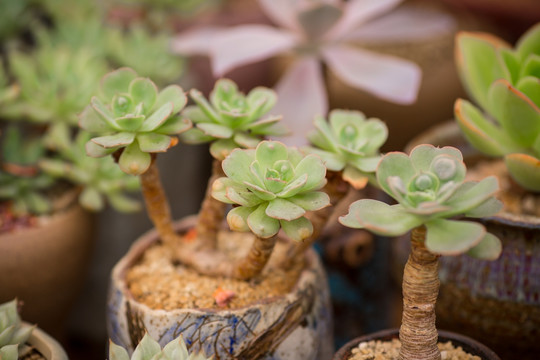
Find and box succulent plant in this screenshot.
[109,333,212,360]
[0,62,18,106]
[340,144,503,258]
[212,141,329,242]
[339,144,502,360]
[106,26,185,87]
[454,23,540,192]
[0,300,35,357]
[303,109,387,189]
[79,68,191,175]
[39,131,141,213]
[181,79,287,160]
[0,127,55,216]
[0,38,108,149]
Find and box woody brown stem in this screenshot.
[231,235,278,280]
[195,158,226,249]
[140,159,181,249]
[399,226,441,360]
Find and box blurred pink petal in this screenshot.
[327,0,403,40]
[170,27,223,55]
[257,0,301,31]
[273,57,328,146]
[209,25,298,77]
[322,44,421,104]
[344,6,456,44]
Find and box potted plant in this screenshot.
[79,69,334,359]
[402,22,540,359]
[0,299,68,360]
[336,144,502,359]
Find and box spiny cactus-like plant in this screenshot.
[80,67,191,175]
[109,333,212,360]
[106,26,186,87]
[339,144,502,360]
[0,127,55,216]
[39,131,141,213]
[0,300,35,358]
[212,140,329,279]
[181,79,287,160]
[454,23,540,192]
[0,40,108,149]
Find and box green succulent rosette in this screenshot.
[340,144,503,259]
[454,23,540,192]
[181,79,287,160]
[212,141,329,242]
[303,109,387,189]
[109,333,212,360]
[0,300,34,358]
[79,68,191,175]
[39,131,141,213]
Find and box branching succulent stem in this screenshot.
[232,235,278,280]
[399,226,441,360]
[195,158,226,249]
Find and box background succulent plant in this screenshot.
[0,300,35,358]
[213,141,329,242]
[303,109,387,189]
[454,23,540,192]
[79,67,191,175]
[340,144,502,258]
[0,127,55,215]
[181,79,287,160]
[109,333,211,360]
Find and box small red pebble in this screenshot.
[213,287,235,308]
[184,228,197,242]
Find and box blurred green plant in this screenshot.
[0,300,35,360]
[454,23,540,192]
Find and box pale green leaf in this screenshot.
[92,132,135,148]
[101,68,137,100]
[129,78,158,112]
[467,233,502,260]
[425,219,485,255]
[281,217,313,242]
[266,198,305,221]
[226,206,253,232]
[139,102,173,132]
[137,133,173,153]
[288,191,330,212]
[119,141,152,175]
[153,85,187,113]
[247,203,280,238]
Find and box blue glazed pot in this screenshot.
[107,216,334,360]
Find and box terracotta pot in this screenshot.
[107,216,334,360]
[332,328,500,360]
[399,121,540,360]
[0,196,95,339]
[25,322,69,360]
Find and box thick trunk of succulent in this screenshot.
[195,158,226,249]
[399,226,441,360]
[281,171,349,267]
[140,160,180,248]
[231,235,278,280]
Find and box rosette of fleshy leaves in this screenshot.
[0,35,108,148]
[340,144,503,259]
[0,127,55,216]
[212,141,329,241]
[303,109,387,189]
[181,79,287,160]
[109,333,212,360]
[0,300,35,360]
[454,23,540,192]
[79,68,192,175]
[39,131,141,213]
[106,25,185,87]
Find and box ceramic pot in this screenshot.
[25,323,69,360]
[332,329,500,360]
[0,195,95,339]
[107,216,334,360]
[400,121,540,360]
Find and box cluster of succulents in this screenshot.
[212,140,329,242]
[79,68,191,175]
[454,24,540,192]
[340,144,502,258]
[303,109,387,189]
[181,79,287,160]
[0,300,34,359]
[109,333,212,360]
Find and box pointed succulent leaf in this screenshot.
[266,198,305,221]
[377,152,416,198]
[137,134,173,153]
[92,133,135,148]
[293,154,327,191]
[288,191,330,212]
[131,334,161,360]
[425,219,485,255]
[516,23,540,62]
[139,103,174,132]
[156,116,192,135]
[464,196,503,218]
[116,115,145,132]
[101,68,138,100]
[86,140,118,158]
[466,233,502,260]
[0,344,18,360]
[197,123,234,139]
[234,132,261,149]
[281,217,313,242]
[129,78,158,112]
[442,176,500,216]
[109,340,130,360]
[79,105,112,133]
[246,87,277,119]
[91,97,118,129]
[226,186,262,207]
[153,85,187,114]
